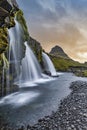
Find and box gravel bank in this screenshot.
[25,81,87,130]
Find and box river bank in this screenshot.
[22,80,87,130]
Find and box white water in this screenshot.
[0,91,40,107]
[8,19,43,85]
[19,41,42,83]
[8,19,24,80]
[42,52,57,76]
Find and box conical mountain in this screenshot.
[50,45,70,59]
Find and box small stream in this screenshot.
[0,73,87,128]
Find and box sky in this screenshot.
[17,0,87,63]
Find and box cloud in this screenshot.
[17,0,87,62]
[79,28,87,39]
[77,52,87,58]
[37,0,56,13]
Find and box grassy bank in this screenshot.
[50,54,87,78]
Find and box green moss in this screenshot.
[50,55,85,72]
[0,53,9,77]
[1,53,9,68]
[9,16,15,28]
[83,70,87,77]
[16,10,29,41]
[0,28,8,54]
[77,70,87,77]
[0,28,8,75]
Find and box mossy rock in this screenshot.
[16,10,29,41]
[29,37,43,63]
[0,28,8,54]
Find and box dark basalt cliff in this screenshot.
[0,0,18,28]
[29,37,43,63]
[0,0,19,56]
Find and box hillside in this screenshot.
[49,46,87,73]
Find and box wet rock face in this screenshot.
[29,37,43,63]
[0,0,12,13]
[0,0,18,28]
[0,0,11,27]
[0,0,18,55]
[0,0,18,11]
[7,0,19,9]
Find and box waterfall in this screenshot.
[8,19,25,82]
[42,52,57,76]
[20,41,42,82]
[8,19,42,85]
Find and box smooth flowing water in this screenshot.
[8,19,42,87]
[0,73,87,129]
[19,42,42,83]
[42,52,57,76]
[8,19,24,83]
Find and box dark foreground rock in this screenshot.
[1,81,87,130]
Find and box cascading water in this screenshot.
[8,19,24,81]
[8,19,42,85]
[20,41,42,82]
[42,52,57,76]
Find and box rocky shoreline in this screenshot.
[23,80,87,130]
[1,80,87,130]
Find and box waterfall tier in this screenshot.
[20,41,42,82]
[42,52,57,76]
[8,19,25,79]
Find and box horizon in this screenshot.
[17,0,87,63]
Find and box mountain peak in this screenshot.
[50,45,69,59]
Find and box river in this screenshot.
[0,72,87,128]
